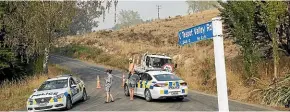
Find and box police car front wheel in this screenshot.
[145,89,152,102]
[65,96,73,110]
[81,89,87,101]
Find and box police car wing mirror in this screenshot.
[33,89,37,92]
[71,84,77,88]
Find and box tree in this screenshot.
[219,1,289,83]
[112,10,143,30]
[186,0,218,13]
[219,1,260,82]
[260,1,288,81]
[0,1,117,78]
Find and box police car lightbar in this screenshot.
[145,68,166,72]
[57,74,72,77]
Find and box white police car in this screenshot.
[26,74,87,111]
[124,70,188,101]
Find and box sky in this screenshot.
[93,0,188,31]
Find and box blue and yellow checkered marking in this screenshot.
[160,89,169,94]
[137,80,155,89]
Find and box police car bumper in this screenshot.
[151,87,188,99]
[27,98,67,111]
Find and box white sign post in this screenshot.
[212,17,229,111]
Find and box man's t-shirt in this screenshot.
[105,73,113,87]
[129,74,139,85]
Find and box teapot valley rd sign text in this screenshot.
[178,21,213,45]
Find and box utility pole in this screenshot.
[157,5,161,19]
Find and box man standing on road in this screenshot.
[128,73,139,101]
[104,69,114,103]
[128,57,135,79]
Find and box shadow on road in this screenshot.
[133,96,190,103]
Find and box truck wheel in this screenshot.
[145,89,152,102]
[124,85,129,96]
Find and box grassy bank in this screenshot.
[52,44,128,70]
[0,64,71,111]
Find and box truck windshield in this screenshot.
[151,57,172,68]
[154,74,181,81]
[38,79,68,91]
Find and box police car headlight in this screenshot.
[54,93,64,99]
[28,98,33,104]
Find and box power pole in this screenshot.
[157,5,161,19]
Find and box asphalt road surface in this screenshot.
[49,54,275,111]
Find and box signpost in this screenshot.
[178,17,229,111]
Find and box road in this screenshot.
[49,54,275,111]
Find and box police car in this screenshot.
[26,74,87,111]
[124,70,188,101]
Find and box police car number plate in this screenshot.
[38,103,48,107]
[170,91,178,95]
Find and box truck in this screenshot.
[133,53,177,73]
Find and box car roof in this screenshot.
[147,55,171,59]
[46,77,69,81]
[46,74,73,81]
[146,71,173,76]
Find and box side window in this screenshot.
[70,78,76,87]
[137,73,142,80]
[140,73,146,80]
[146,57,149,66]
[143,74,149,81]
[147,74,152,81]
[72,77,80,84]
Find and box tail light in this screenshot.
[180,82,187,86]
[154,83,168,87]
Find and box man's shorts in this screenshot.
[128,83,136,89]
[105,85,111,92]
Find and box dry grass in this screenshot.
[54,9,290,108]
[0,64,70,111]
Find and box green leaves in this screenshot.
[220,1,290,106]
[219,1,260,79]
[0,48,16,69]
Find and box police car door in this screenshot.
[72,77,83,100]
[69,78,80,103]
[137,73,147,97]
[135,73,142,96]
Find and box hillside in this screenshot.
[55,8,240,97]
[54,9,289,109]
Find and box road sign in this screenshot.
[178,17,229,112]
[178,21,213,46]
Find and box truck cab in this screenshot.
[134,53,175,73]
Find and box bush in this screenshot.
[252,74,290,106]
[52,44,103,59]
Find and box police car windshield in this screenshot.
[38,79,68,91]
[154,74,181,81]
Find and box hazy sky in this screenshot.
[94,0,188,30]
